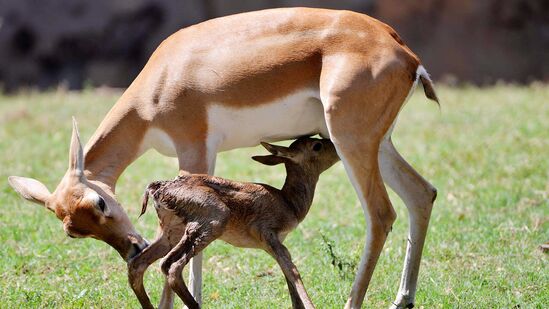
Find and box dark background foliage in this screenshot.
[0,0,547,91]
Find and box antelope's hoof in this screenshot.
[389,303,414,309]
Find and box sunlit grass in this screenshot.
[0,85,547,308]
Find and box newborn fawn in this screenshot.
[128,137,339,309]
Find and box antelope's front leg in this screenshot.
[159,279,175,309]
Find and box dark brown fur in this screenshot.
[128,137,339,309]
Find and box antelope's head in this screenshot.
[8,119,148,262]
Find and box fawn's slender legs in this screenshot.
[285,276,306,309]
[265,234,315,309]
[176,144,217,307]
[160,220,224,309]
[160,227,200,309]
[128,232,171,309]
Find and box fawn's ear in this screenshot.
[260,142,296,159]
[251,155,287,166]
[8,176,53,210]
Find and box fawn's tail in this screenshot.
[139,181,163,218]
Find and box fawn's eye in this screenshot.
[312,142,323,152]
[97,197,106,212]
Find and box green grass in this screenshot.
[0,85,548,308]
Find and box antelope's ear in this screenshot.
[69,117,84,177]
[8,176,53,210]
[251,155,287,166]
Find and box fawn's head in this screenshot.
[252,137,340,175]
[8,119,148,261]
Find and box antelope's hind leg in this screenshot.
[379,138,437,309]
[320,54,415,308]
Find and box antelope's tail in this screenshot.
[417,65,439,105]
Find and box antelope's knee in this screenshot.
[373,206,397,235]
[429,186,438,204]
[417,184,437,217]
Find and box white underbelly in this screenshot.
[207,88,329,152]
[140,88,329,157]
[140,127,178,157]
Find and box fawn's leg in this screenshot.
[128,232,171,309]
[379,138,437,309]
[161,217,226,308]
[157,222,176,309]
[160,223,201,309]
[265,234,315,309]
[285,276,306,309]
[174,142,217,307]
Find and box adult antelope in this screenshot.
[8,8,438,309]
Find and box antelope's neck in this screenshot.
[83,98,148,192]
[281,166,319,221]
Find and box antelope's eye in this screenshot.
[97,197,106,212]
[312,142,323,152]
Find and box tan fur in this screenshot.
[8,8,438,308]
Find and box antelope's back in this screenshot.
[130,8,421,108]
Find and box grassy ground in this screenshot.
[0,85,547,308]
